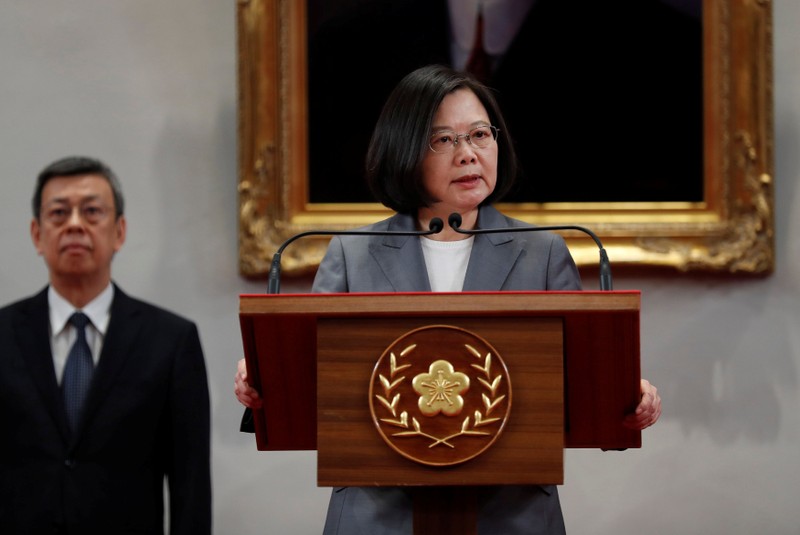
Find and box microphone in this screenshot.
[447,213,613,291]
[267,217,445,293]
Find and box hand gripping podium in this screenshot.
[239,291,641,534]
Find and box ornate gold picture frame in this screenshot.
[237,0,773,278]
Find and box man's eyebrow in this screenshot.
[45,194,102,205]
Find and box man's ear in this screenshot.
[114,215,127,252]
[30,218,43,255]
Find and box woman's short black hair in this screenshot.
[365,64,518,213]
[33,156,125,220]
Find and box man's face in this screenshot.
[30,174,126,286]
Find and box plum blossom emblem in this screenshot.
[413,360,469,417]
[370,326,511,465]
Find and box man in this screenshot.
[0,156,211,534]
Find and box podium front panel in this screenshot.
[239,291,642,454]
[316,316,565,487]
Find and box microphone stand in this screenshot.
[448,213,613,291]
[267,217,445,294]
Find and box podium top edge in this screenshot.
[240,290,641,297]
[239,290,640,315]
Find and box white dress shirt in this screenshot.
[48,283,114,384]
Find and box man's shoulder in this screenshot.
[112,285,197,329]
[0,287,48,318]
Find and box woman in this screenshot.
[235,64,661,534]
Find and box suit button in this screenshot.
[64,459,75,468]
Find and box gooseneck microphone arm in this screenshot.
[267,217,445,294]
[447,212,613,291]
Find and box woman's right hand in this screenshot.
[234,358,263,409]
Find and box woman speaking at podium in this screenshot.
[235,64,661,534]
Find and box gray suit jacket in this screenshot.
[313,205,582,294]
[316,205,579,535]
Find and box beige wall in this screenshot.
[1,1,798,533]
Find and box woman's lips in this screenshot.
[453,174,481,185]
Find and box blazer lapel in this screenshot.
[13,287,71,439]
[77,285,142,436]
[463,206,523,291]
[369,213,431,292]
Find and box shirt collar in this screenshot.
[48,283,115,336]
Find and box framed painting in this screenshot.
[237,0,774,278]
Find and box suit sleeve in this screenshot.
[168,322,212,535]
[311,236,349,293]
[546,234,583,291]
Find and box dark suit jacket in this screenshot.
[313,205,580,534]
[307,0,703,204]
[0,284,211,535]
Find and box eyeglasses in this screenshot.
[42,202,111,225]
[429,125,499,153]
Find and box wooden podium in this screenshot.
[239,291,641,534]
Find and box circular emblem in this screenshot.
[368,325,512,466]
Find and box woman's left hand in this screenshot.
[624,378,661,430]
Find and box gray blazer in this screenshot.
[317,205,579,535]
[314,205,582,294]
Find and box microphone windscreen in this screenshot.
[448,212,462,229]
[429,217,444,233]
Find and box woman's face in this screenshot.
[420,88,498,214]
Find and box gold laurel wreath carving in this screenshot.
[465,343,506,426]
[374,343,505,448]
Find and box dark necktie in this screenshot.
[465,12,490,83]
[62,312,94,431]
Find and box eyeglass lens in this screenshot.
[429,126,498,153]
